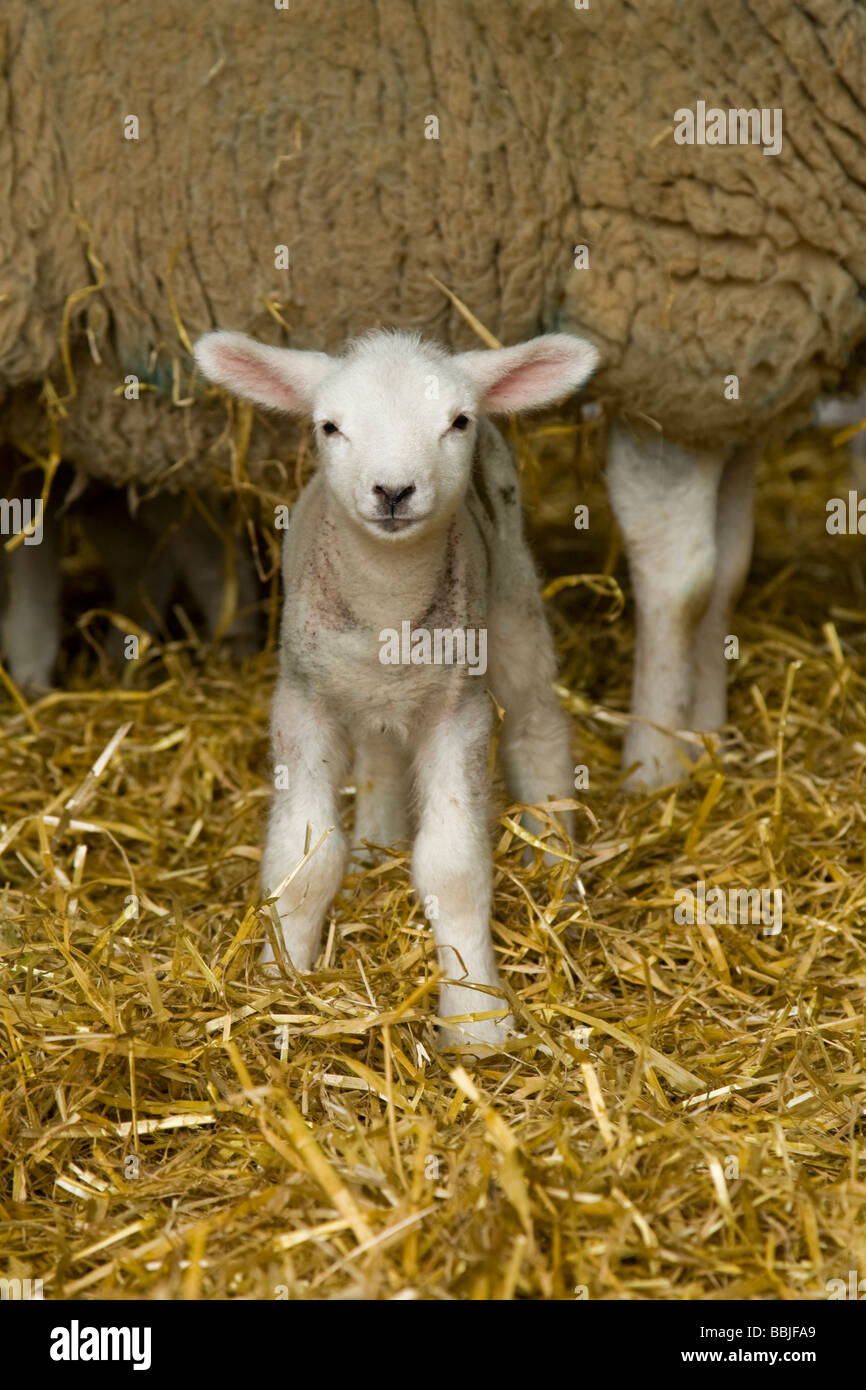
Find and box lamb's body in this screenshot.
[281,420,516,734]
[195,328,596,1048]
[269,419,565,1043]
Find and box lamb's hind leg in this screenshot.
[260,682,349,972]
[352,731,410,853]
[411,695,512,1050]
[606,420,725,789]
[690,444,758,733]
[488,602,575,850]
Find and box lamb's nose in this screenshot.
[373,483,416,512]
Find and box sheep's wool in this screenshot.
[1,0,864,485]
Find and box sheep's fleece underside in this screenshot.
[1,0,864,486]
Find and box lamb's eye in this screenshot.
[450,414,470,431]
[321,421,339,436]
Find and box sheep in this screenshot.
[814,390,866,488]
[0,460,60,690]
[606,427,761,787]
[0,460,259,688]
[194,327,599,1049]
[80,488,260,668]
[2,0,864,780]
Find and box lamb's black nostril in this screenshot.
[373,483,416,512]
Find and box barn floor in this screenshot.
[1,420,865,1300]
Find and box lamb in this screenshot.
[2,1,865,781]
[194,327,599,1049]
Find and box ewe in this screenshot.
[195,328,598,1048]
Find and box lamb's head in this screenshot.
[194,328,599,541]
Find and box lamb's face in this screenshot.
[311,345,479,542]
[194,329,600,543]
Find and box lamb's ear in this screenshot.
[194,331,333,414]
[455,333,600,413]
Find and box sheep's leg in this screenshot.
[171,514,259,657]
[1,519,61,690]
[106,545,177,664]
[222,532,259,656]
[411,696,512,1049]
[488,603,575,850]
[815,388,866,488]
[260,681,349,972]
[353,733,410,850]
[691,444,758,731]
[88,495,177,664]
[606,420,725,789]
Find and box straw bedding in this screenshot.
[1,412,865,1301]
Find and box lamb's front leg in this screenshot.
[260,681,350,972]
[411,696,513,1050]
[606,421,725,789]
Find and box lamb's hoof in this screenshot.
[438,1013,516,1059]
[347,844,381,872]
[348,839,408,872]
[258,938,316,978]
[259,939,282,978]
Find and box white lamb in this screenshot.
[195,327,599,1049]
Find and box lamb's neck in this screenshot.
[329,504,454,628]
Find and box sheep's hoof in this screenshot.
[16,676,53,701]
[620,726,702,792]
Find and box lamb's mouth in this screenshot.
[368,515,426,534]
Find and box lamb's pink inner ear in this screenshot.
[460,335,600,413]
[194,332,331,414]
